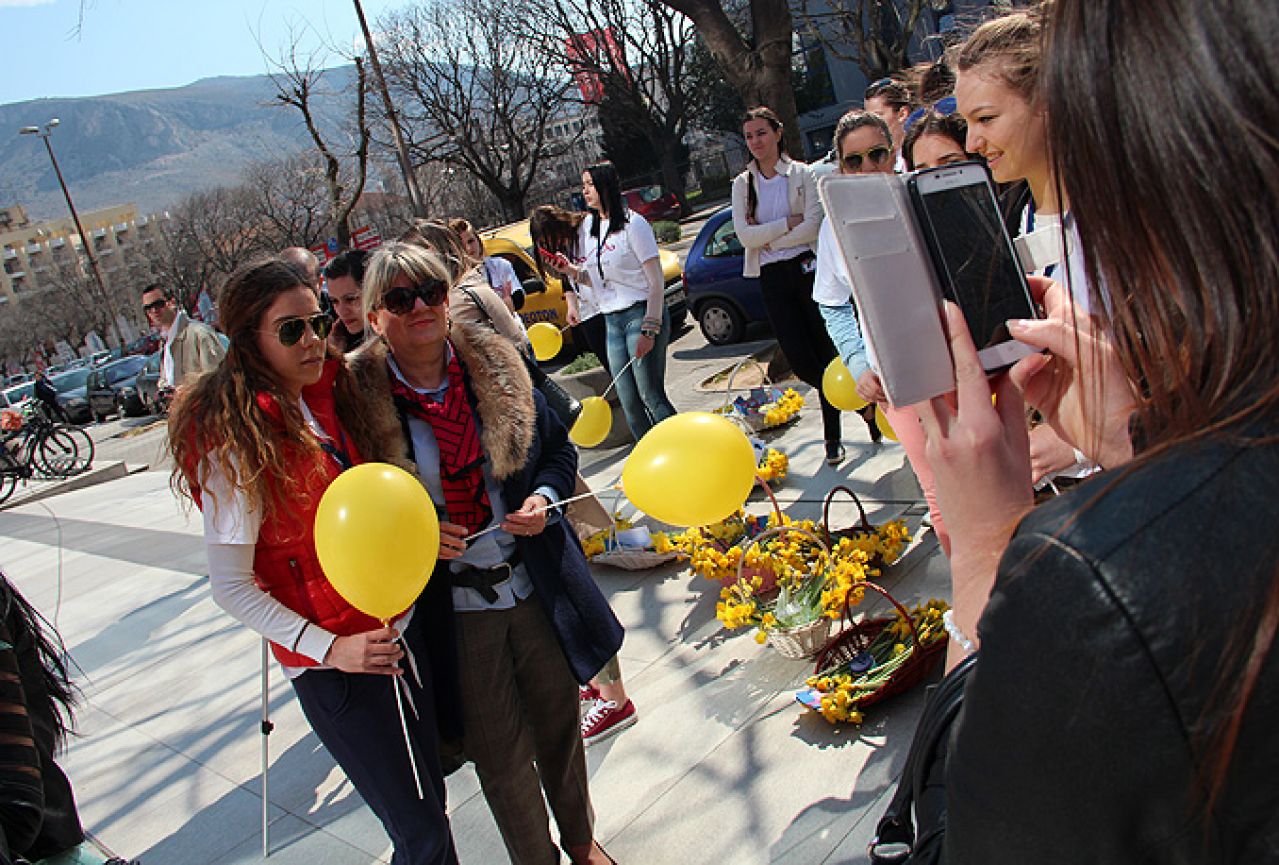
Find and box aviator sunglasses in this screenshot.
[842,146,893,171]
[268,313,333,347]
[381,279,448,316]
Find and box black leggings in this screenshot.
[759,255,841,444]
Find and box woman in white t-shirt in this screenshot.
[167,258,461,864]
[955,9,1094,488]
[731,107,846,464]
[547,162,677,440]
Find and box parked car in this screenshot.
[683,207,770,345]
[87,350,114,367]
[481,218,687,344]
[622,185,683,223]
[2,382,34,411]
[85,355,148,422]
[120,352,165,417]
[49,369,93,424]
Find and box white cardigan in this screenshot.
[730,156,823,278]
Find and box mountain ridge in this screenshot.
[0,66,358,222]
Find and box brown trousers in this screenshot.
[455,594,595,865]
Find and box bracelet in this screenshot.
[639,328,659,339]
[942,609,975,653]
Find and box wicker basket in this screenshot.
[711,357,799,434]
[713,480,786,592]
[769,617,835,660]
[732,525,834,659]
[812,581,946,708]
[590,489,682,571]
[820,485,877,549]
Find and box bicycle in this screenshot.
[0,405,95,505]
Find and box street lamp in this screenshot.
[19,118,124,345]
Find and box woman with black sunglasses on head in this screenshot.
[348,241,623,865]
[168,258,461,865]
[732,106,850,463]
[322,249,371,353]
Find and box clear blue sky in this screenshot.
[0,0,404,105]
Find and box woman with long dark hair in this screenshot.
[917,0,1279,859]
[0,571,84,863]
[540,162,677,440]
[169,258,460,864]
[731,107,849,463]
[529,204,611,377]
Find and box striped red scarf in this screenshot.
[389,349,492,533]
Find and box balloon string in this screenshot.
[461,484,622,542]
[602,356,638,401]
[389,635,425,800]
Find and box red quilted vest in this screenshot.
[189,360,398,667]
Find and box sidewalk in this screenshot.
[0,324,949,864]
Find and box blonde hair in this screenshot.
[362,241,455,321]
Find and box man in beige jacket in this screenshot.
[141,283,226,390]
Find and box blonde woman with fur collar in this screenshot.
[353,241,623,865]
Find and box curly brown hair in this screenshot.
[167,258,378,523]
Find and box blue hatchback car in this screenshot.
[683,206,769,345]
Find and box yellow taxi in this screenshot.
[481,219,686,338]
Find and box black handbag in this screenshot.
[457,287,583,427]
[869,652,978,865]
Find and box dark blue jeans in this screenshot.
[604,302,677,439]
[292,635,458,865]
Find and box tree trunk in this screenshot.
[656,143,689,216]
[499,193,525,224]
[661,0,804,157]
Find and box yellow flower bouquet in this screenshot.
[583,512,679,571]
[797,596,951,724]
[715,525,884,659]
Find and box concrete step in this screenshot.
[0,460,136,511]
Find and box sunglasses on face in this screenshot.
[270,313,333,347]
[381,280,448,316]
[841,146,893,171]
[142,298,169,313]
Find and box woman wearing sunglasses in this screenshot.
[348,242,623,865]
[168,258,461,864]
[731,106,847,464]
[814,110,950,555]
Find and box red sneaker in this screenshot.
[579,684,601,705]
[580,699,637,746]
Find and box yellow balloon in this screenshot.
[621,412,756,526]
[314,463,439,621]
[822,358,867,411]
[570,396,612,448]
[528,322,563,361]
[875,406,899,442]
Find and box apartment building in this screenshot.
[0,203,166,305]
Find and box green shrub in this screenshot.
[561,352,602,375]
[652,221,682,244]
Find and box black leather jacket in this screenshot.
[943,430,1279,864]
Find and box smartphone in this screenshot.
[909,161,1039,372]
[537,247,568,269]
[817,173,955,408]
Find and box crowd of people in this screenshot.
[5,0,1274,862]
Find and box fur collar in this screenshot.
[343,322,535,480]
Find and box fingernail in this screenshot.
[1007,319,1031,332]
